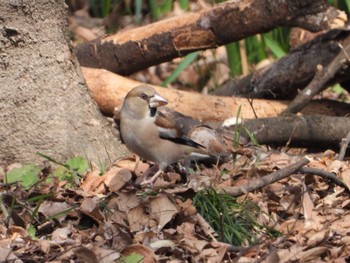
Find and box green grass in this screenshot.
[162,52,199,86]
[89,0,118,18]
[193,188,279,245]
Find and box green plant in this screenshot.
[148,0,189,20]
[89,0,119,18]
[162,51,199,86]
[5,164,40,189]
[232,105,242,149]
[193,188,277,245]
[328,0,350,13]
[134,0,143,24]
[119,253,144,263]
[149,0,173,20]
[27,224,37,239]
[262,28,289,59]
[179,0,189,10]
[225,42,242,76]
[37,153,89,188]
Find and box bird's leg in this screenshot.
[134,156,140,173]
[140,169,163,185]
[174,163,188,183]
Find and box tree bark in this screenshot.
[75,0,344,75]
[212,29,350,98]
[0,1,126,165]
[237,115,350,147]
[282,34,350,114]
[81,67,350,122]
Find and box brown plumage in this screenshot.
[120,85,206,185]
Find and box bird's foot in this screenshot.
[140,170,163,185]
[140,178,155,185]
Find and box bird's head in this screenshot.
[122,85,168,119]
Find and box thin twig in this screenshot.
[337,130,350,161]
[298,167,350,195]
[218,157,310,197]
[283,37,350,114]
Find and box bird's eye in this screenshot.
[140,93,147,100]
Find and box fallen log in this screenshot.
[283,34,350,114]
[236,115,350,147]
[81,67,350,122]
[76,0,345,75]
[212,29,350,98]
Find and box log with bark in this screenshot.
[283,33,350,114]
[75,0,346,75]
[235,115,350,147]
[81,68,350,148]
[212,28,350,99]
[81,67,350,123]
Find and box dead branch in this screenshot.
[218,158,310,197]
[234,115,350,147]
[81,67,350,122]
[76,0,345,75]
[338,131,350,161]
[298,167,350,194]
[283,36,350,114]
[212,29,350,99]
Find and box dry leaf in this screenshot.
[150,239,176,249]
[328,160,343,174]
[121,244,156,263]
[81,165,101,193]
[52,226,72,241]
[38,239,51,254]
[115,192,140,212]
[114,157,137,171]
[299,247,328,262]
[91,246,120,263]
[0,241,19,262]
[99,168,131,192]
[38,201,71,223]
[80,198,105,223]
[74,246,99,263]
[306,229,329,247]
[340,167,350,189]
[302,182,322,230]
[150,194,178,230]
[127,206,152,232]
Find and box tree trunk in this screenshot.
[0,1,126,165]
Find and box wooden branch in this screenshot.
[283,35,350,114]
[218,158,310,197]
[76,0,344,75]
[212,29,350,98]
[337,131,350,161]
[81,67,350,122]
[298,167,350,194]
[236,115,350,146]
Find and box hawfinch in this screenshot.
[120,85,206,185]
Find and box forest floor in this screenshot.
[1,143,350,262]
[1,2,350,262]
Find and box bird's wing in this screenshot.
[155,111,204,148]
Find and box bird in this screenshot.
[119,85,208,185]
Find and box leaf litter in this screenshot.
[1,147,350,262]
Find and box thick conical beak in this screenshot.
[149,93,168,108]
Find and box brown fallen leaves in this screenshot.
[1,148,350,262]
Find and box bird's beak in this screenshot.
[149,93,168,108]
